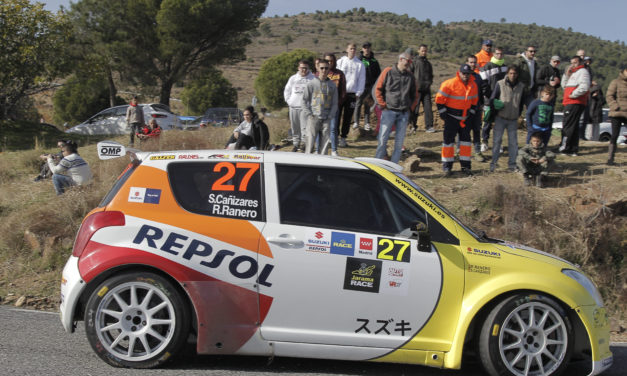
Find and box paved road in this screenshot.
[0,305,624,376]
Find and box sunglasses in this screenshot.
[318,66,329,70]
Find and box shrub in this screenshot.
[181,68,237,116]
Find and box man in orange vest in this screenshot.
[435,64,479,176]
[475,39,493,72]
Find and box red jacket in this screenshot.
[475,49,493,72]
[562,65,590,106]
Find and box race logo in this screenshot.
[208,154,229,159]
[178,154,200,159]
[149,155,175,160]
[97,141,124,160]
[128,187,161,204]
[233,154,262,161]
[357,237,374,257]
[305,229,331,253]
[388,267,404,277]
[381,264,409,296]
[343,257,382,293]
[467,247,501,258]
[331,232,355,256]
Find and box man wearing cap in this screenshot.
[353,42,381,131]
[336,43,366,147]
[475,39,494,72]
[479,46,508,152]
[535,56,561,102]
[374,52,418,163]
[435,64,479,176]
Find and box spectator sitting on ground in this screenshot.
[225,106,270,150]
[136,119,162,141]
[516,132,555,188]
[34,139,66,182]
[40,140,93,195]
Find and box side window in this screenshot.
[276,165,426,235]
[168,161,264,221]
[115,106,128,116]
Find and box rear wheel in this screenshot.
[84,272,190,368]
[599,133,611,142]
[478,293,573,376]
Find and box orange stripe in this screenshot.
[459,145,472,157]
[442,146,455,158]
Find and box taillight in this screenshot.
[151,114,167,118]
[72,211,125,257]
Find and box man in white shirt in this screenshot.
[336,43,365,147]
[284,60,315,151]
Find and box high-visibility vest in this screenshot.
[435,73,479,127]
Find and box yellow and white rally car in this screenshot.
[60,142,613,375]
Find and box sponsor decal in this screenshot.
[208,193,260,219]
[343,257,381,293]
[394,178,446,219]
[331,232,355,256]
[355,318,413,336]
[132,224,273,286]
[208,154,229,159]
[149,155,175,160]
[128,187,162,204]
[388,267,404,277]
[305,229,331,253]
[466,247,501,258]
[467,264,491,275]
[377,237,411,263]
[97,141,124,160]
[381,264,409,296]
[357,237,375,257]
[233,154,262,160]
[178,154,200,159]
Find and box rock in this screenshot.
[24,230,40,252]
[15,295,26,307]
[401,155,421,172]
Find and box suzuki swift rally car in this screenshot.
[60,143,612,376]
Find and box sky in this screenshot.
[42,0,626,44]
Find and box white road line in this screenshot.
[9,308,58,315]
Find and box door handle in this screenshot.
[266,234,304,248]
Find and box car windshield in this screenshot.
[393,172,482,239]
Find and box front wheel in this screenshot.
[84,272,190,368]
[478,293,573,376]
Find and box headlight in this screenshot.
[562,269,604,307]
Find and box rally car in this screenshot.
[60,142,612,375]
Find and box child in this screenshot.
[516,132,555,187]
[526,87,555,146]
[136,119,162,141]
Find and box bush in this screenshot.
[181,68,238,116]
[53,74,124,126]
[254,48,317,110]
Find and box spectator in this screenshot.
[435,64,478,176]
[526,87,556,146]
[409,44,435,133]
[605,66,627,165]
[516,132,555,188]
[374,52,418,163]
[474,39,493,72]
[535,56,561,102]
[284,60,315,151]
[558,55,590,156]
[489,66,525,172]
[336,43,366,147]
[580,56,595,139]
[515,44,538,107]
[479,46,508,152]
[466,55,490,162]
[225,106,269,150]
[136,119,162,143]
[353,42,381,131]
[40,140,93,195]
[34,139,65,182]
[126,96,144,146]
[302,60,338,155]
[587,80,605,141]
[324,53,347,157]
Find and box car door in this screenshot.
[259,164,444,350]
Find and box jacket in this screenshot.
[526,99,554,131]
[471,72,490,105]
[480,60,508,92]
[490,78,525,120]
[47,153,93,185]
[126,103,144,125]
[535,64,560,96]
[588,84,605,123]
[435,72,479,127]
[284,71,315,108]
[375,65,418,112]
[302,77,338,120]
[515,53,538,91]
[251,117,270,150]
[475,49,493,72]
[336,55,366,95]
[412,55,433,92]
[327,68,346,106]
[561,65,590,106]
[518,143,555,163]
[606,71,627,118]
[358,52,382,88]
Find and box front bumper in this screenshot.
[575,305,613,375]
[60,256,86,333]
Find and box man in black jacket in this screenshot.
[353,42,381,131]
[535,55,561,104]
[409,44,435,133]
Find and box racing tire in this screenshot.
[478,293,573,376]
[84,272,190,368]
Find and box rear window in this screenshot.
[99,160,141,207]
[168,161,264,221]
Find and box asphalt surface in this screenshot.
[0,305,624,376]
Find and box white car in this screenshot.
[553,109,626,143]
[66,104,180,135]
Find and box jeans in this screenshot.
[491,116,519,170]
[375,110,409,163]
[353,86,373,126]
[53,174,75,195]
[305,116,331,154]
[330,114,339,152]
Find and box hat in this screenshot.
[551,55,561,62]
[362,41,372,48]
[399,52,413,62]
[482,39,493,46]
[459,64,473,74]
[405,47,415,56]
[584,56,592,61]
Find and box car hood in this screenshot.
[492,239,577,270]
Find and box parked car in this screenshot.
[198,107,243,128]
[177,115,203,130]
[552,108,626,143]
[60,143,613,375]
[65,104,180,135]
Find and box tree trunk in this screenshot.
[106,67,117,107]
[159,80,173,107]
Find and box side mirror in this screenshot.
[415,222,431,253]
